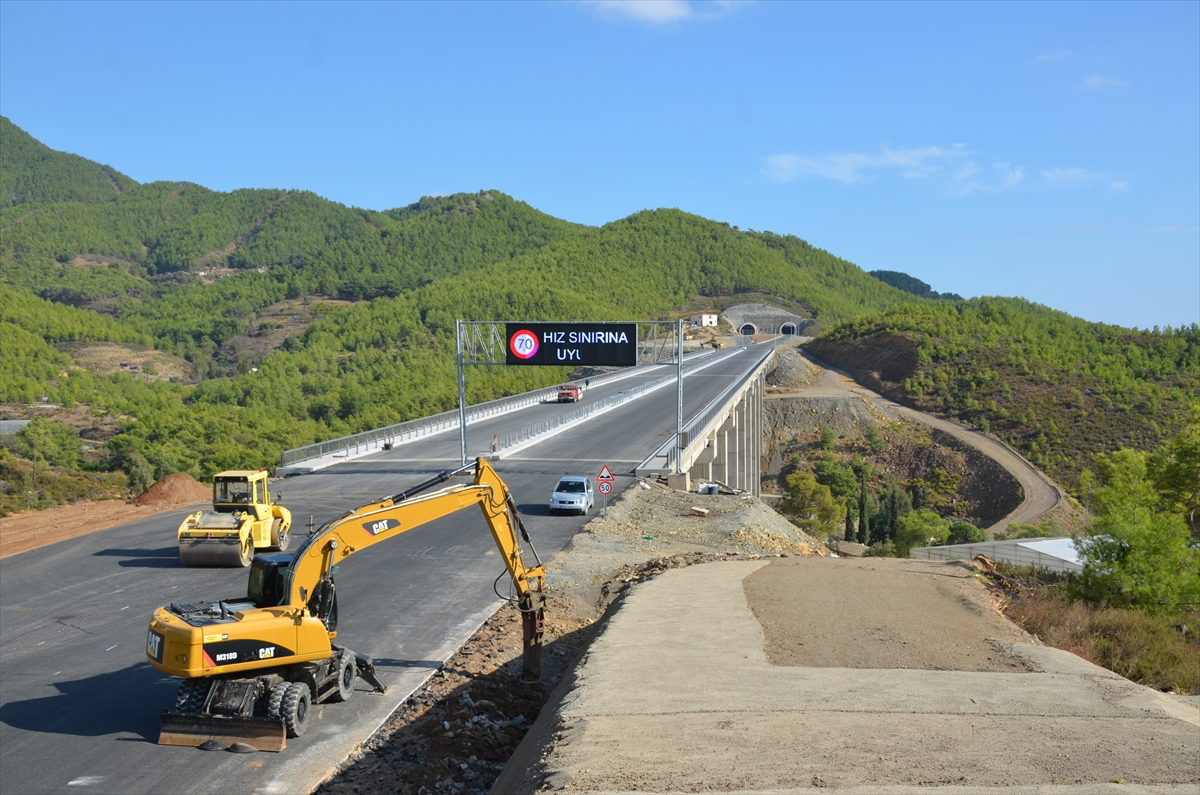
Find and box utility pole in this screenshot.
[675,318,684,473]
[456,319,467,466]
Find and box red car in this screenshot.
[557,383,581,402]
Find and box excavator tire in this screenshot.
[280,683,310,738]
[328,652,355,703]
[270,518,290,552]
[267,681,288,719]
[174,679,209,713]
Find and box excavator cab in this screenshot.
[247,554,293,608]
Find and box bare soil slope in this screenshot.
[0,473,209,558]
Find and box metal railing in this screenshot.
[637,346,775,475]
[278,348,726,468]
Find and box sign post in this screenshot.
[596,464,615,519]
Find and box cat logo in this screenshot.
[147,629,164,663]
[259,646,276,660]
[363,518,400,536]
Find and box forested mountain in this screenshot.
[1,117,137,207]
[0,119,925,505]
[809,299,1199,489]
[869,269,963,301]
[1,119,1195,513]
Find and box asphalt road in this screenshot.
[0,346,772,795]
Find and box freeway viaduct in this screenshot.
[0,345,774,795]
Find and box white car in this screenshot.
[549,476,595,515]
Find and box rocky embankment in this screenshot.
[760,343,1025,528]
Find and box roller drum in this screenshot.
[179,538,252,567]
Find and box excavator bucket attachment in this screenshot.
[179,539,250,568]
[158,710,286,752]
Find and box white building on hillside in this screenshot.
[689,312,718,327]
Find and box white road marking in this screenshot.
[105,644,118,651]
[68,776,105,786]
[120,606,129,610]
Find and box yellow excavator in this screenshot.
[147,458,545,752]
[177,470,292,567]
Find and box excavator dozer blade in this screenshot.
[178,539,249,568]
[159,711,286,752]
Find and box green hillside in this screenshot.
[808,299,1200,489]
[0,122,926,494]
[1,117,138,207]
[4,119,1194,512]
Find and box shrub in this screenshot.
[947,521,986,544]
[1072,448,1200,615]
[782,472,845,537]
[894,509,949,556]
[1004,588,1199,694]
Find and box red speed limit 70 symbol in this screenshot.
[509,329,539,360]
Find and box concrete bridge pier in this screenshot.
[636,350,773,497]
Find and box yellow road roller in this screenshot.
[178,470,292,567]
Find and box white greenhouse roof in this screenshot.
[910,537,1083,573]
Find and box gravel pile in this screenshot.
[766,345,821,390]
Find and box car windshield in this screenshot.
[555,480,586,493]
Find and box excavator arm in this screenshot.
[281,457,546,680]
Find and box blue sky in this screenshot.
[2,0,1196,329]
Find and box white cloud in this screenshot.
[1080,74,1128,91]
[766,145,1022,198]
[950,163,1024,197]
[765,145,967,184]
[585,0,694,23]
[1041,167,1093,187]
[1030,50,1072,64]
[1110,181,1131,193]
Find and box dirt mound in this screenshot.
[128,473,210,507]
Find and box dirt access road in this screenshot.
[798,350,1065,532]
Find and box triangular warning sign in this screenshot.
[596,464,615,482]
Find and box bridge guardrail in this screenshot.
[637,346,776,476]
[278,348,725,468]
[495,347,743,452]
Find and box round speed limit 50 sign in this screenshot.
[598,481,612,495]
[509,329,539,360]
